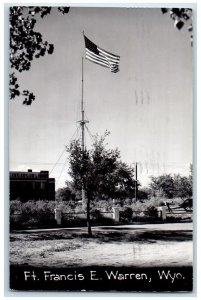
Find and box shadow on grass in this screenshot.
[10,228,192,243]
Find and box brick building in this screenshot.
[10,169,55,201]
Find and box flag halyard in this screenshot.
[84,35,120,73]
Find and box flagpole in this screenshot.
[81,56,84,153]
[80,56,89,210]
[81,56,85,209]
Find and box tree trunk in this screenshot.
[86,195,92,237]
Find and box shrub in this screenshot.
[91,209,102,220]
[62,212,86,227]
[10,200,56,229]
[144,205,158,218]
[120,207,133,222]
[10,199,22,214]
[91,199,113,211]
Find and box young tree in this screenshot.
[149,165,193,200]
[173,174,192,198]
[173,164,193,198]
[67,132,136,236]
[149,174,175,199]
[9,6,69,104]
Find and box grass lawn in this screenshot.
[9,222,193,268]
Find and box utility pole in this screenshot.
[135,162,138,202]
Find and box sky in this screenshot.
[9,6,193,189]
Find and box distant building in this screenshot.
[10,169,55,201]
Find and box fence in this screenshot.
[10,204,193,229]
[54,208,116,225]
[54,205,192,225]
[158,205,193,221]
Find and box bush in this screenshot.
[91,209,102,220]
[10,200,56,229]
[11,196,185,229]
[120,207,133,222]
[144,205,158,218]
[10,200,116,229]
[10,199,22,214]
[61,209,114,227]
[61,212,86,227]
[91,199,113,211]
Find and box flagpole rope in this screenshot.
[68,123,80,145]
[50,124,80,175]
[85,124,95,143]
[50,149,66,174]
[55,157,69,189]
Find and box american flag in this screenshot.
[84,35,120,73]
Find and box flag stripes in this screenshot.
[84,35,120,73]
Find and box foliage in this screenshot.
[67,131,136,235]
[56,184,76,208]
[149,174,175,198]
[161,8,193,46]
[91,209,102,220]
[120,207,133,222]
[173,174,192,198]
[91,199,113,212]
[9,199,22,214]
[144,205,158,218]
[132,197,161,219]
[9,6,69,104]
[9,199,115,229]
[149,166,193,199]
[67,131,136,201]
[10,200,56,229]
[137,187,150,200]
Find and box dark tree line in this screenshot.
[149,165,193,199]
